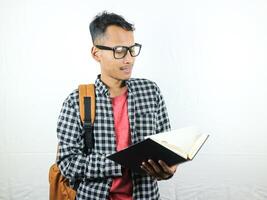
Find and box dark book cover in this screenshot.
[106,138,188,174]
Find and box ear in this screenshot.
[91,46,101,62]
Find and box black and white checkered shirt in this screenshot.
[57,76,171,200]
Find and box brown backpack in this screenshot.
[49,84,95,200]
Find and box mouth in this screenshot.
[120,66,132,74]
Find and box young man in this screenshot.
[57,11,177,200]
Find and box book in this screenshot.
[106,127,209,174]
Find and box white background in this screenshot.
[0,0,267,199]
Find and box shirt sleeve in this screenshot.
[154,83,171,134]
[56,97,122,182]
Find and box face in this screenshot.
[91,25,136,82]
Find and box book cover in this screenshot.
[107,127,209,174]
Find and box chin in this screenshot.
[122,75,132,80]
[118,73,131,80]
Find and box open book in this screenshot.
[107,127,209,174]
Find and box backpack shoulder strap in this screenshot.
[78,84,95,124]
[56,84,96,160]
[78,84,95,154]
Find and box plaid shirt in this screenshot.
[57,76,171,200]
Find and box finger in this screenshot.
[158,161,178,179]
[158,160,173,174]
[140,165,151,175]
[141,166,162,180]
[141,161,163,180]
[147,160,172,180]
[148,159,162,174]
[141,161,155,175]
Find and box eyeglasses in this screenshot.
[95,43,142,59]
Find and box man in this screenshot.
[57,11,177,200]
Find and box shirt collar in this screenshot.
[95,75,132,96]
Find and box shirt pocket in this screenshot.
[135,109,157,138]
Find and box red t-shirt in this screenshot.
[109,90,133,200]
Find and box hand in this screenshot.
[140,159,178,180]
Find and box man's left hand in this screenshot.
[140,159,178,180]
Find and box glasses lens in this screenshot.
[130,44,141,57]
[114,46,127,59]
[113,44,142,59]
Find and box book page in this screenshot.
[154,140,188,159]
[188,134,209,159]
[147,127,208,159]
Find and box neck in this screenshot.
[100,74,127,97]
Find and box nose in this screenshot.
[123,50,135,64]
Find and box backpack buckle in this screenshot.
[83,121,92,130]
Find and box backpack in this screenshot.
[49,84,95,200]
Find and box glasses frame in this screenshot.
[95,43,142,59]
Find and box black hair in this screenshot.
[89,11,135,44]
